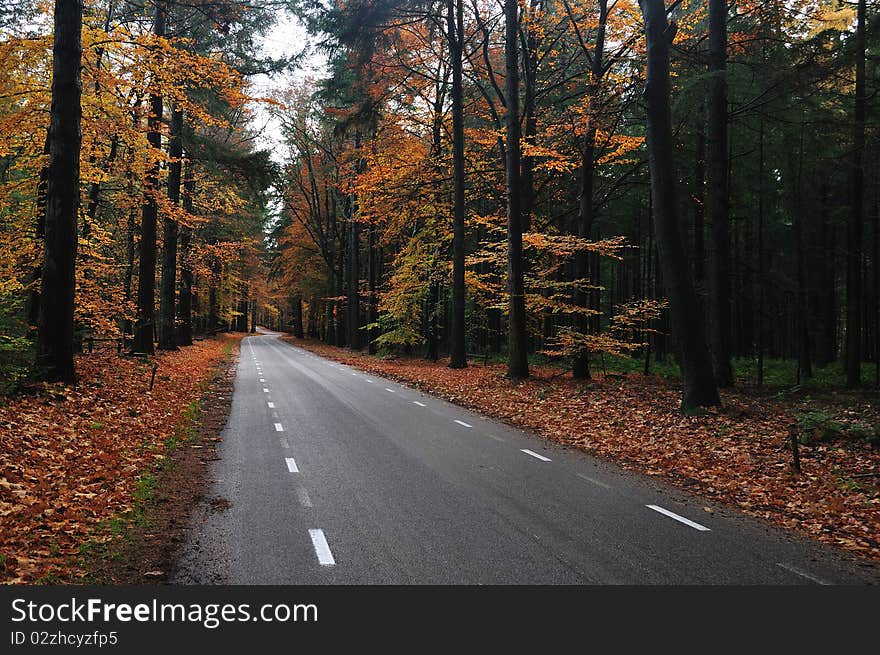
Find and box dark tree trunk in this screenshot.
[638,0,720,409]
[692,126,705,284]
[756,122,765,386]
[133,2,165,354]
[368,223,377,354]
[35,0,82,382]
[159,108,182,350]
[846,0,866,388]
[292,296,304,338]
[448,0,468,369]
[706,0,733,386]
[504,0,529,379]
[346,134,361,350]
[572,0,607,380]
[177,155,194,346]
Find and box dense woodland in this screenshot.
[1,0,877,409]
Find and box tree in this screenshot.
[35,0,82,382]
[159,107,182,350]
[706,0,732,386]
[448,0,467,369]
[846,0,866,388]
[638,0,719,409]
[133,1,165,354]
[504,0,529,379]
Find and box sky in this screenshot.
[249,12,328,166]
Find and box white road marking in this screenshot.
[259,378,265,382]
[364,379,375,383]
[485,433,505,442]
[263,388,269,393]
[267,402,275,408]
[352,373,357,376]
[521,449,551,462]
[285,457,299,473]
[297,487,313,508]
[646,505,710,531]
[776,563,829,585]
[576,473,611,489]
[454,420,472,428]
[413,401,426,407]
[309,529,336,567]
[274,423,283,433]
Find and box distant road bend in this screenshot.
[173,330,877,585]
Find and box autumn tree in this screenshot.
[638,0,719,408]
[35,0,82,382]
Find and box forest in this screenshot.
[1,0,877,410]
[2,0,880,586]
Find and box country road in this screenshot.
[171,331,878,585]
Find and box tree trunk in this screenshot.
[133,2,165,354]
[504,0,529,379]
[638,0,720,409]
[756,122,765,386]
[35,0,82,382]
[177,155,194,346]
[368,222,377,354]
[448,0,468,369]
[845,0,866,388]
[159,107,182,350]
[706,0,733,386]
[572,0,607,380]
[292,296,304,338]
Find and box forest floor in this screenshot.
[284,337,880,566]
[0,335,240,584]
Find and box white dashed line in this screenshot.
[297,487,313,508]
[285,457,299,473]
[454,420,472,428]
[267,402,275,408]
[263,388,269,393]
[274,423,283,432]
[364,379,375,383]
[646,505,710,531]
[485,433,505,442]
[521,449,551,462]
[413,401,426,407]
[351,373,357,376]
[776,563,829,585]
[309,529,336,567]
[259,378,265,382]
[576,473,611,489]
[385,388,396,393]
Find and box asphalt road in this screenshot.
[172,331,878,584]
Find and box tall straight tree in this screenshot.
[638,0,719,409]
[846,0,866,388]
[35,0,82,382]
[177,155,194,346]
[159,107,182,350]
[448,0,467,369]
[504,0,528,379]
[570,0,608,380]
[133,0,165,354]
[706,0,732,386]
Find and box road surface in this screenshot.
[172,331,878,584]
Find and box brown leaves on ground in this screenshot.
[286,338,880,564]
[0,336,238,584]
